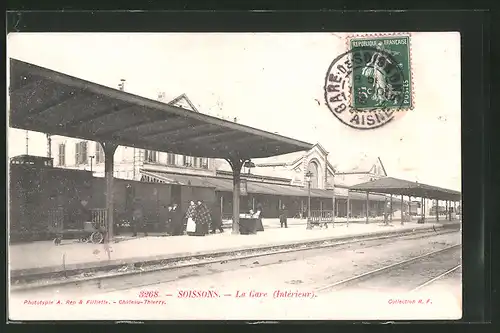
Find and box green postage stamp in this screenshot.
[324,33,414,129]
[350,35,413,110]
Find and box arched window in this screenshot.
[307,161,319,189]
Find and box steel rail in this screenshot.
[315,244,461,293]
[410,264,462,292]
[12,228,459,293]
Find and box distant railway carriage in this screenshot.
[409,201,422,216]
[430,206,448,216]
[9,155,216,243]
[9,155,93,242]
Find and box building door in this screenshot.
[171,184,182,212]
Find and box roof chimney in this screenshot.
[118,79,126,91]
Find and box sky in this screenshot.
[6,32,461,191]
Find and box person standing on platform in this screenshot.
[164,204,172,235]
[279,204,288,228]
[210,202,224,234]
[185,201,198,236]
[132,198,148,237]
[189,200,211,236]
[255,203,264,231]
[170,203,183,236]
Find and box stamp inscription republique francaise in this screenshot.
[324,34,413,130]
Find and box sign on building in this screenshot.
[240,179,248,196]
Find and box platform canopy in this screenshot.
[349,177,461,201]
[9,58,313,159]
[140,169,389,201]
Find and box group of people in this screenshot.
[183,200,224,236]
[131,199,223,237]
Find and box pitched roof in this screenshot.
[140,169,388,201]
[253,151,307,167]
[335,154,382,173]
[253,143,335,168]
[166,93,200,113]
[217,161,293,180]
[157,92,201,113]
[10,58,313,159]
[350,177,461,201]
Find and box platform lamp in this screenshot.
[89,155,95,173]
[244,160,255,175]
[243,160,255,209]
[305,171,313,230]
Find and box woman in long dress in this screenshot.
[170,203,183,236]
[255,203,264,232]
[185,201,197,236]
[191,200,211,236]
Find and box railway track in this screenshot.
[11,228,460,294]
[315,244,461,293]
[410,264,461,292]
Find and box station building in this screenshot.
[45,94,392,219]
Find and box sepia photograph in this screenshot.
[7,32,462,321]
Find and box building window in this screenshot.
[201,158,209,169]
[306,161,319,189]
[144,150,158,163]
[95,143,105,164]
[75,141,88,165]
[167,153,176,165]
[182,155,193,167]
[58,143,66,166]
[194,157,201,168]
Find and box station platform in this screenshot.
[237,214,459,229]
[9,218,461,279]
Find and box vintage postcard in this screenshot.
[7,32,461,321]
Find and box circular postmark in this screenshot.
[324,45,410,130]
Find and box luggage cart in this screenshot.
[52,221,106,245]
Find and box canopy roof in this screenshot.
[349,177,461,201]
[140,170,388,201]
[9,58,313,159]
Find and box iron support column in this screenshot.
[401,194,404,225]
[307,182,312,229]
[366,191,369,224]
[390,194,393,224]
[101,142,118,244]
[220,195,224,220]
[436,199,439,222]
[226,157,245,235]
[331,173,336,227]
[421,197,424,222]
[346,190,350,227]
